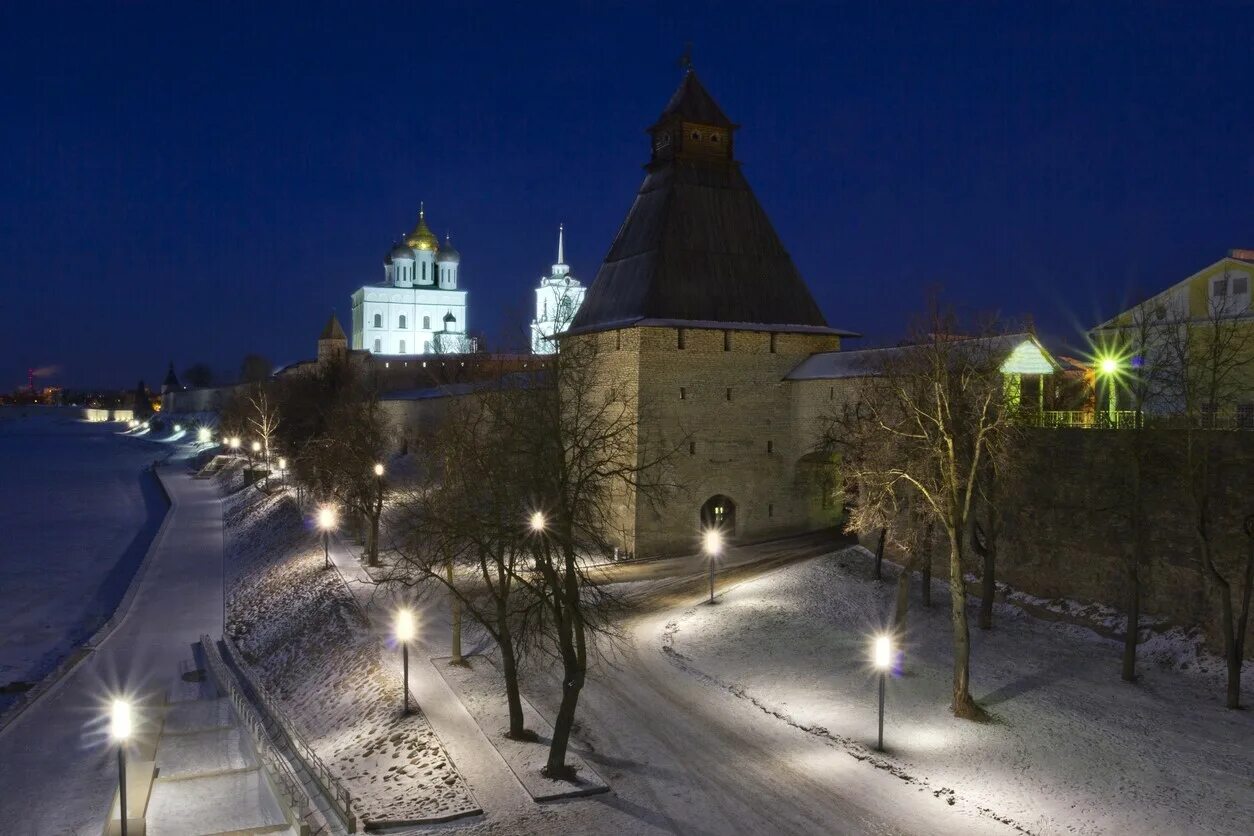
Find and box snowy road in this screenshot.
[394,540,1014,835]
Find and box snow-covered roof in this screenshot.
[786,333,1056,380]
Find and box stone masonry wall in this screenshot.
[630,326,841,556]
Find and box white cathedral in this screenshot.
[351,204,472,356]
[350,206,584,357]
[530,225,586,354]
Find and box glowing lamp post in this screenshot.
[197,426,211,444]
[395,609,414,714]
[173,423,182,433]
[529,511,546,534]
[704,528,723,605]
[110,700,132,836]
[1097,355,1120,424]
[318,506,337,570]
[229,436,240,457]
[873,635,892,751]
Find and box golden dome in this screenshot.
[405,203,439,251]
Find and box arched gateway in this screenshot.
[700,495,737,536]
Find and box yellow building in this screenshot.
[1092,250,1254,424]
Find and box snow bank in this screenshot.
[222,481,478,825]
[665,547,1254,836]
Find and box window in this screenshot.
[1237,403,1254,429]
[373,313,382,328]
[1235,276,1250,296]
[373,339,381,353]
[615,331,622,350]
[422,262,427,282]
[723,330,731,351]
[829,386,834,401]
[725,388,732,401]
[680,387,687,400]
[768,503,773,518]
[677,328,686,349]
[769,333,777,353]
[690,130,701,140]
[689,441,696,455]
[1213,278,1228,297]
[399,315,407,329]
[767,440,773,454]
[399,340,406,354]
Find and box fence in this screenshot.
[1024,409,1254,430]
[198,636,321,836]
[218,635,357,832]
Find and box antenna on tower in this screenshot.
[557,223,565,265]
[677,42,694,72]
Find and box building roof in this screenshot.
[320,314,347,341]
[649,69,735,131]
[568,72,846,337]
[786,333,1057,380]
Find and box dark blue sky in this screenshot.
[4,1,1252,388]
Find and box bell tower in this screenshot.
[648,69,738,167]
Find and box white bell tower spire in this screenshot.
[552,223,570,277]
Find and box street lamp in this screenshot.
[229,436,240,456]
[529,511,546,533]
[374,462,384,478]
[703,528,723,604]
[197,427,211,444]
[395,609,414,714]
[173,423,182,433]
[318,505,337,569]
[1096,354,1121,424]
[110,699,132,836]
[873,635,892,751]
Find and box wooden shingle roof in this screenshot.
[569,73,850,337]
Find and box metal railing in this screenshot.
[199,636,319,836]
[218,635,357,832]
[1020,409,1254,430]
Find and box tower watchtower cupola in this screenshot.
[647,69,738,166]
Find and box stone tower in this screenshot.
[318,313,349,365]
[563,69,857,557]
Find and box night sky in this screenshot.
[4,2,1253,389]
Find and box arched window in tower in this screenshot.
[422,262,427,282]
[399,315,407,329]
[422,315,430,330]
[373,313,382,328]
[399,340,406,354]
[373,339,381,353]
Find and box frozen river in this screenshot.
[0,412,168,713]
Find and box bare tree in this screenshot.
[516,335,672,777]
[385,390,541,739]
[245,384,281,477]
[828,305,1019,719]
[1160,284,1254,707]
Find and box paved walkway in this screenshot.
[0,462,287,835]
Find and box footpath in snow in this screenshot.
[222,473,479,826]
[662,546,1254,836]
[0,414,169,712]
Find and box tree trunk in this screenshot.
[1122,559,1140,682]
[921,523,934,608]
[892,553,919,633]
[874,527,887,581]
[448,561,463,663]
[948,528,982,719]
[545,659,585,777]
[545,541,589,779]
[497,611,531,739]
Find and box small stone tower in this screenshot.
[318,313,349,365]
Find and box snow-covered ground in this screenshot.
[662,546,1254,836]
[0,413,168,712]
[221,476,478,825]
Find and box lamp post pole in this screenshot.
[874,635,891,751]
[118,746,128,836]
[877,670,886,751]
[703,529,722,605]
[323,528,330,570]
